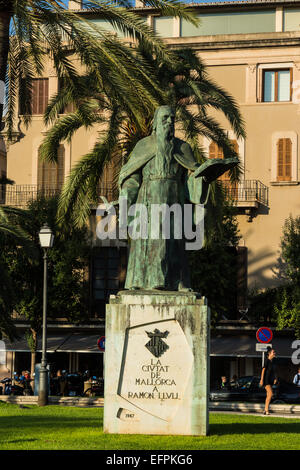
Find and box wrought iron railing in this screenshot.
[0,181,268,208]
[0,185,60,207]
[220,180,269,207]
[0,184,117,207]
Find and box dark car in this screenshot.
[272,380,300,404]
[210,376,300,404]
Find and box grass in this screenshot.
[0,401,299,450]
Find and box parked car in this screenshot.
[272,380,300,404]
[210,375,300,404]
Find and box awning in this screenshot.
[211,335,295,358]
[1,333,103,354]
[55,333,102,353]
[2,333,295,357]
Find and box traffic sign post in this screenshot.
[256,327,273,344]
[256,328,273,367]
[97,336,105,351]
[97,336,105,381]
[256,343,272,352]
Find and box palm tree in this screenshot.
[0,0,197,139]
[39,47,245,231]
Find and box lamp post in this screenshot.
[38,223,54,406]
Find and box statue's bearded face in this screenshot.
[157,108,175,140]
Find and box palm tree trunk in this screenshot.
[30,329,38,390]
[30,351,36,377]
[0,7,12,124]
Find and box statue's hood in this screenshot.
[119,134,199,188]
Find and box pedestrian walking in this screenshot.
[260,347,278,415]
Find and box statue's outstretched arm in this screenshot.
[193,157,239,183]
[186,172,210,206]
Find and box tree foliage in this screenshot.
[0,196,91,341]
[274,215,300,338]
[0,205,32,339]
[39,47,245,230]
[248,215,300,338]
[189,202,241,322]
[1,0,197,137]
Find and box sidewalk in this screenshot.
[209,401,300,416]
[1,395,300,416]
[0,395,104,407]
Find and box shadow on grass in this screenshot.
[210,422,300,436]
[0,415,103,430]
[5,439,38,444]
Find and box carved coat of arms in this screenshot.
[145,329,169,358]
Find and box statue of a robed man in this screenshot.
[118,106,238,291]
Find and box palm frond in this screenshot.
[57,107,122,227]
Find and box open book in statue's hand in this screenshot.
[193,157,239,183]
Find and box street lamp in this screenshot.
[38,223,54,406]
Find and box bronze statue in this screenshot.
[118,106,238,291]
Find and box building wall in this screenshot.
[198,44,300,289]
[181,10,276,37]
[284,7,300,31]
[4,2,300,291]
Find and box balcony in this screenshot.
[221,179,269,207]
[220,179,269,221]
[0,181,268,218]
[0,184,117,208]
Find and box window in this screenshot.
[32,79,49,114]
[58,78,75,114]
[209,140,239,180]
[271,132,297,183]
[209,140,239,198]
[37,145,65,190]
[19,78,49,115]
[263,69,292,102]
[277,138,292,182]
[93,248,120,301]
[92,248,120,317]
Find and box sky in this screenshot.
[66,0,253,7]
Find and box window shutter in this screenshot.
[209,142,220,159]
[58,78,75,113]
[32,79,48,115]
[285,138,292,180]
[37,145,65,190]
[32,81,38,115]
[57,145,65,188]
[277,138,292,182]
[209,139,239,197]
[219,139,238,182]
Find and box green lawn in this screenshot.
[0,401,299,450]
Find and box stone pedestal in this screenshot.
[103,291,210,436]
